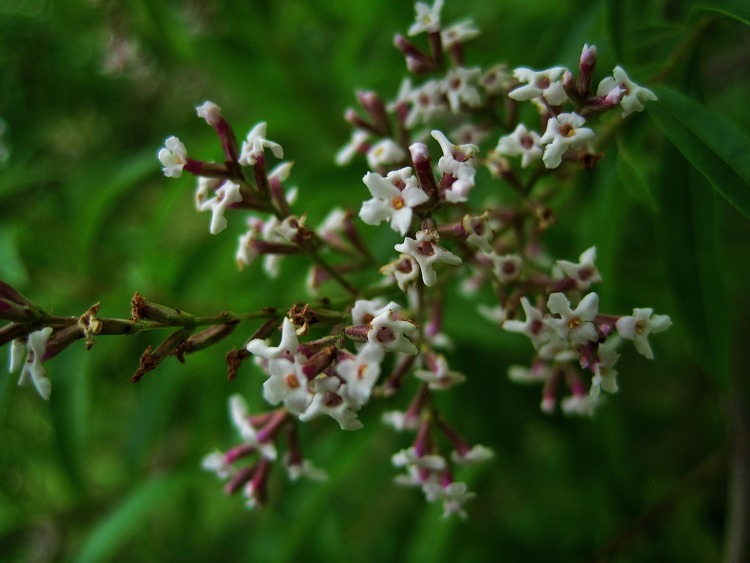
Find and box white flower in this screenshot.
[201,450,236,479]
[444,164,476,203]
[195,100,222,126]
[336,343,385,408]
[441,19,479,50]
[398,79,447,129]
[351,299,401,326]
[195,176,221,210]
[481,64,513,95]
[263,358,311,414]
[381,410,420,431]
[597,66,657,117]
[238,122,284,166]
[495,124,543,168]
[158,136,187,178]
[394,229,462,287]
[299,377,362,430]
[284,454,328,481]
[408,0,444,36]
[508,362,552,384]
[392,447,446,471]
[589,345,620,399]
[615,308,671,359]
[508,67,568,105]
[199,180,243,234]
[335,129,369,166]
[413,354,465,390]
[489,253,522,284]
[539,113,595,169]
[477,304,507,326]
[451,444,494,466]
[9,338,25,373]
[422,480,475,519]
[229,394,278,460]
[561,394,598,417]
[430,129,478,177]
[462,213,494,253]
[359,168,429,235]
[246,317,299,360]
[503,297,553,349]
[556,246,601,290]
[368,308,419,355]
[15,327,53,400]
[441,67,482,113]
[235,217,264,271]
[545,292,600,344]
[366,138,406,170]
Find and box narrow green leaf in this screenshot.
[693,0,750,26]
[604,0,626,61]
[649,86,750,219]
[615,133,658,212]
[654,141,730,387]
[76,473,191,563]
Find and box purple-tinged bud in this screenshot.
[356,91,391,136]
[0,298,42,323]
[409,142,439,200]
[0,281,34,307]
[42,325,83,361]
[224,443,256,464]
[344,324,370,343]
[562,70,583,106]
[393,35,438,75]
[577,44,597,99]
[301,346,337,380]
[225,465,255,495]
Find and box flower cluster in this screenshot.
[3,0,669,519]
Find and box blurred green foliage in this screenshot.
[0,0,748,561]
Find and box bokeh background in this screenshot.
[1,0,749,561]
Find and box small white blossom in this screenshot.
[430,130,478,177]
[561,394,598,417]
[299,377,362,430]
[398,79,447,129]
[195,176,221,210]
[451,445,494,466]
[408,0,444,36]
[423,480,475,519]
[414,354,465,390]
[368,308,419,355]
[229,394,278,460]
[462,213,494,253]
[495,124,543,168]
[359,168,429,235]
[263,358,311,414]
[556,246,602,290]
[481,64,514,95]
[351,299,401,326]
[597,66,657,117]
[366,138,406,170]
[201,450,236,479]
[503,297,553,349]
[441,19,479,50]
[490,253,522,284]
[284,454,329,481]
[9,339,25,373]
[199,180,243,234]
[238,122,284,166]
[615,308,672,360]
[381,410,421,431]
[539,112,595,169]
[246,317,299,361]
[395,229,462,287]
[508,362,552,384]
[195,100,222,126]
[444,164,476,203]
[508,67,568,106]
[545,292,600,344]
[158,136,187,178]
[589,345,620,399]
[441,67,482,113]
[336,343,385,408]
[15,327,53,400]
[335,129,369,166]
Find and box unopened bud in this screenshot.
[173,320,239,362]
[131,292,194,324]
[577,44,597,99]
[131,327,195,382]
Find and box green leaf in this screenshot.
[604,0,626,61]
[693,0,750,26]
[654,140,730,388]
[75,473,191,563]
[615,132,658,212]
[648,86,750,219]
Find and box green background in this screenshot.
[1,0,748,561]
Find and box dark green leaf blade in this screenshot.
[654,140,730,388]
[649,86,750,219]
[693,0,750,26]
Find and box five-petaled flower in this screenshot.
[545,292,600,344]
[538,112,595,169]
[360,168,429,235]
[615,308,672,359]
[395,229,462,287]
